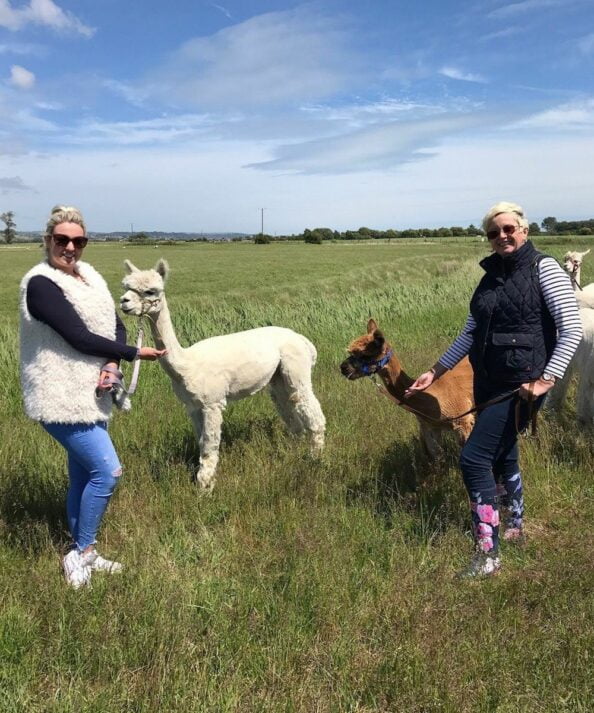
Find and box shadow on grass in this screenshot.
[0,471,69,553]
[346,434,464,540]
[149,413,282,481]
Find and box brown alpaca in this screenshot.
[340,319,475,457]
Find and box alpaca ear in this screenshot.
[585,249,591,257]
[124,259,139,274]
[367,318,379,333]
[372,329,385,346]
[155,259,169,281]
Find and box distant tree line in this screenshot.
[253,217,594,243]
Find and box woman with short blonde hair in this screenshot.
[407,201,582,578]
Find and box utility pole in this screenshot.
[130,222,134,235]
[260,208,265,235]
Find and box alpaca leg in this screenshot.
[276,345,325,452]
[195,404,224,490]
[453,414,475,445]
[418,421,442,458]
[189,408,203,443]
[269,371,305,435]
[576,368,594,425]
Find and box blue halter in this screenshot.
[353,349,393,375]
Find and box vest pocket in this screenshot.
[490,332,535,373]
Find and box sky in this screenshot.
[1,0,593,234]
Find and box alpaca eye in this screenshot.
[144,289,156,296]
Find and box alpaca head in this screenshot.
[120,259,169,316]
[563,249,590,276]
[340,318,390,380]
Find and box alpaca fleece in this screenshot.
[20,260,116,423]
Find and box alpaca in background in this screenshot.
[563,249,594,308]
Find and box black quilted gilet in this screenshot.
[468,240,556,385]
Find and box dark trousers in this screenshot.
[459,380,545,553]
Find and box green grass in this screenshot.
[1,238,593,712]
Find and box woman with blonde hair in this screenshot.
[407,201,582,577]
[19,205,166,588]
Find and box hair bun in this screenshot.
[51,204,75,215]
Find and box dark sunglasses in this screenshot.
[486,224,521,241]
[52,234,88,249]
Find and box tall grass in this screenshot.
[0,240,593,712]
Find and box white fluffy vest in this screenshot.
[20,260,117,424]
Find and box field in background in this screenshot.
[1,239,593,712]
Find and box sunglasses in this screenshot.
[486,224,521,241]
[52,234,88,249]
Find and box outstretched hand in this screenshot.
[138,346,167,361]
[404,370,436,398]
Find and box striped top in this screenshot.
[438,257,583,379]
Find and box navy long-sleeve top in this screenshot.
[26,275,138,362]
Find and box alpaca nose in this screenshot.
[340,360,353,377]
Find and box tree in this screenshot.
[129,231,150,243]
[304,229,323,244]
[528,222,541,235]
[254,233,271,244]
[1,211,16,244]
[541,216,558,234]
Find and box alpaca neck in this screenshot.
[147,296,185,372]
[378,349,414,401]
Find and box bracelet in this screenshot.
[429,367,436,375]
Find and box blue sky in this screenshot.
[1,0,593,233]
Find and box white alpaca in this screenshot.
[563,249,594,308]
[547,307,594,423]
[549,250,594,422]
[120,259,326,489]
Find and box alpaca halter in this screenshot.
[569,263,583,291]
[350,349,393,375]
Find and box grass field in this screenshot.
[1,238,593,712]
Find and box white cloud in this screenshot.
[0,0,94,37]
[209,2,233,20]
[147,8,358,110]
[62,114,228,146]
[9,64,35,89]
[0,40,46,55]
[488,0,569,19]
[0,175,34,193]
[300,99,449,128]
[246,113,490,175]
[479,27,521,41]
[439,66,487,83]
[510,98,594,130]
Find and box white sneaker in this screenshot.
[90,551,123,574]
[62,549,92,589]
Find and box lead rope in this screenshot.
[126,327,144,396]
[369,374,533,434]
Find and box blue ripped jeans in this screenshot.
[42,421,122,551]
